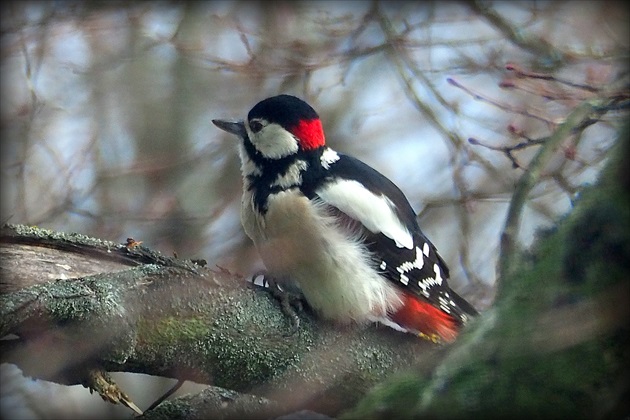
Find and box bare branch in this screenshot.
[505,62,600,93]
[497,98,608,286]
[447,77,555,125]
[468,1,564,66]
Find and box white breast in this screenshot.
[240,188,403,323]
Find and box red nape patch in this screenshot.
[291,118,326,150]
[390,293,459,343]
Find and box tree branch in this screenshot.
[497,96,616,290]
[0,223,442,416]
[468,1,565,67]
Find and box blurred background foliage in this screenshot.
[1,1,628,418]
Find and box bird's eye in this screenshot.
[249,120,263,133]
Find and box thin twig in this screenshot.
[468,0,564,67]
[468,136,546,169]
[447,77,554,125]
[374,6,504,180]
[505,63,600,93]
[497,99,603,290]
[145,379,186,412]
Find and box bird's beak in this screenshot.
[212,119,247,138]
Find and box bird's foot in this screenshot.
[253,272,304,336]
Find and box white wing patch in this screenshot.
[316,179,414,249]
[320,147,340,169]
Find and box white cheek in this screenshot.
[249,123,299,159]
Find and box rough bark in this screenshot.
[0,224,443,417]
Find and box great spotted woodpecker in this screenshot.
[213,94,477,343]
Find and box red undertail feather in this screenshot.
[291,118,325,150]
[390,292,459,343]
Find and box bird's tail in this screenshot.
[389,291,476,343]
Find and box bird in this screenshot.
[212,94,477,343]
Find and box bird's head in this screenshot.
[213,94,326,161]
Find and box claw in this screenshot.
[266,276,304,336]
[247,271,305,335]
